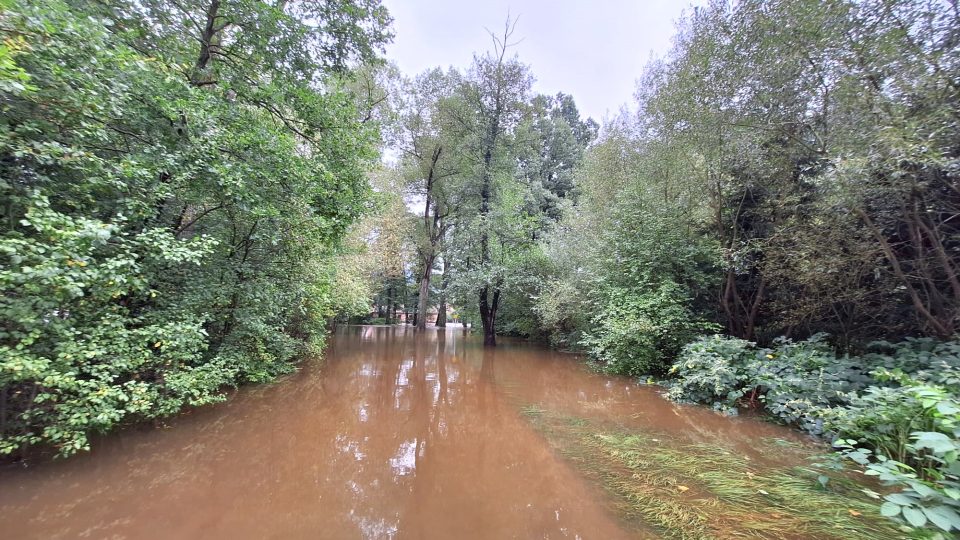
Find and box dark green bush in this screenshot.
[667,334,960,534]
[668,333,874,431]
[582,282,719,376]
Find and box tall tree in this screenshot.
[393,69,462,330]
[449,19,532,345]
[0,0,391,456]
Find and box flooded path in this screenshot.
[0,326,856,539]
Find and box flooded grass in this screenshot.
[523,409,904,539]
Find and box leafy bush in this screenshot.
[821,369,960,534]
[668,334,960,535]
[664,335,754,413]
[582,282,718,376]
[668,333,873,431]
[1,197,217,454]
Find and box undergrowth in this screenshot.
[523,409,905,539]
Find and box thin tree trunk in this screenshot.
[386,286,394,325]
[415,148,443,330]
[416,258,433,330]
[856,208,953,337]
[479,287,495,346]
[436,258,448,327]
[193,0,223,86]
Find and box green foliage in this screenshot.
[825,368,960,534]
[1,196,218,454]
[535,120,721,368]
[539,0,960,361]
[669,334,960,535]
[0,0,389,457]
[669,334,877,430]
[583,283,718,376]
[662,335,755,412]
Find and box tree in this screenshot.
[536,0,960,376]
[393,69,462,330]
[447,18,533,346]
[365,168,415,324]
[0,0,391,456]
[515,93,597,225]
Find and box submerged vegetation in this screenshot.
[524,408,901,539]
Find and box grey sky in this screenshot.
[380,0,704,123]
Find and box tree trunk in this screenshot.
[436,264,447,327]
[479,286,500,346]
[386,286,394,325]
[856,207,954,337]
[193,0,223,86]
[415,147,443,330]
[477,141,498,346]
[416,256,434,330]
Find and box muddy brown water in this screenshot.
[0,325,816,539]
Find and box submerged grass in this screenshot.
[523,410,904,540]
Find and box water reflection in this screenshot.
[0,326,809,539]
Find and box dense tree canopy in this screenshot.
[0,0,390,456]
[536,0,960,368]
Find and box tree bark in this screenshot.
[416,258,433,330]
[479,286,500,346]
[415,147,443,330]
[436,258,448,327]
[856,207,953,337]
[193,0,223,86]
[386,286,394,325]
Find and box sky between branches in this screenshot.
[381,0,704,123]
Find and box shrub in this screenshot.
[581,282,718,376]
[0,0,382,458]
[668,334,960,535]
[668,333,873,432]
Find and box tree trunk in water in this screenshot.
[416,257,433,330]
[478,286,500,346]
[436,258,448,327]
[435,301,446,327]
[385,287,394,324]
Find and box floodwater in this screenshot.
[0,326,813,539]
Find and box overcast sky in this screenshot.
[380,0,704,123]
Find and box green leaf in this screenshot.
[903,506,928,528]
[880,502,902,517]
[885,493,916,506]
[937,402,960,415]
[909,481,940,498]
[923,506,960,532]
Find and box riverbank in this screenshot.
[657,333,960,536]
[0,326,898,539]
